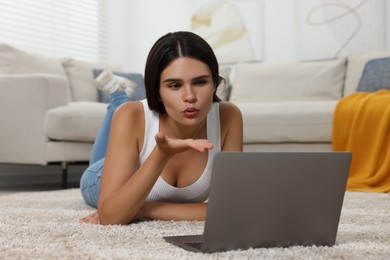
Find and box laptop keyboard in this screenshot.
[184,242,203,250]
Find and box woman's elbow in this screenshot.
[97,203,131,225]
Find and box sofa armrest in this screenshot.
[0,74,69,164]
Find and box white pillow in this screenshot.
[0,43,67,77]
[230,58,346,103]
[62,58,121,102]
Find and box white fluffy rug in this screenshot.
[0,189,389,259]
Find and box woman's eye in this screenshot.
[168,83,180,89]
[194,80,207,86]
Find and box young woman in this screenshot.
[80,31,243,225]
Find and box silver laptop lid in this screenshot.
[202,152,351,252]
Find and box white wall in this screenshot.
[108,0,192,73]
[263,0,297,63]
[387,0,390,50]
[107,0,390,74]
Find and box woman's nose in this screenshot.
[184,86,197,103]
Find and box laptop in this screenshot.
[163,152,351,253]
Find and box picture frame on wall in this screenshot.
[190,0,264,64]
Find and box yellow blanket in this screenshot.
[332,89,390,193]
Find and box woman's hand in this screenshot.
[155,132,213,155]
[80,211,100,224]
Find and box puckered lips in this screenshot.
[183,107,199,118]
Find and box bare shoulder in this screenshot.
[218,101,242,121]
[218,101,243,151]
[110,101,145,148]
[112,101,144,123]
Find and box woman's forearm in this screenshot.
[98,147,170,225]
[139,202,208,221]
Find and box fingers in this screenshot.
[80,211,101,224]
[155,131,213,153]
[188,139,213,152]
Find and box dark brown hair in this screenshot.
[144,31,222,113]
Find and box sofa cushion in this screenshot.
[0,43,67,77]
[44,102,107,142]
[62,58,121,102]
[345,51,390,96]
[237,101,338,143]
[230,58,346,103]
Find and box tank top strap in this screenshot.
[139,99,159,164]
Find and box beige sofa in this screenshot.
[0,44,117,187]
[233,51,390,152]
[0,42,389,187]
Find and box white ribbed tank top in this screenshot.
[139,99,220,203]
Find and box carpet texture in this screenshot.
[0,189,389,259]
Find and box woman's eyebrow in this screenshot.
[162,74,211,83]
[193,74,211,80]
[162,78,181,83]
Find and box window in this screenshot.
[0,0,108,63]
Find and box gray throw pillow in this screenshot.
[357,57,390,92]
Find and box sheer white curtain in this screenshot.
[0,0,108,63]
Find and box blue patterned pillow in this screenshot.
[357,57,390,92]
[93,69,146,103]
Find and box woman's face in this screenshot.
[159,57,215,127]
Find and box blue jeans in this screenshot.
[80,91,128,208]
